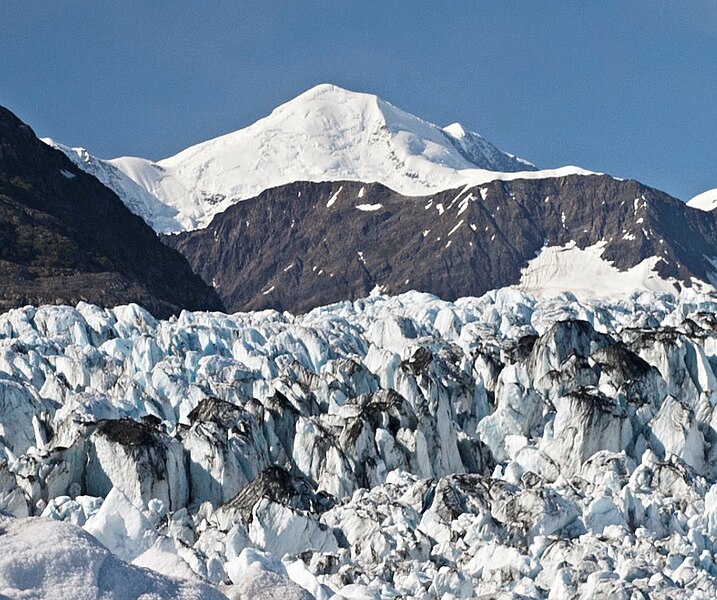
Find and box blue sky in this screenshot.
[2,1,715,200]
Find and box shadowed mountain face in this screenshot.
[166,176,717,314]
[0,106,222,317]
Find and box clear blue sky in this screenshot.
[2,1,715,200]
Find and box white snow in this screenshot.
[45,84,596,233]
[518,242,681,298]
[0,516,224,600]
[326,185,343,208]
[687,187,717,212]
[442,122,467,139]
[60,169,76,179]
[456,193,475,216]
[355,203,382,212]
[447,220,464,236]
[43,139,182,233]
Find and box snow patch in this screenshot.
[326,185,343,208]
[355,203,382,212]
[687,187,717,212]
[448,220,464,236]
[518,242,681,299]
[457,193,475,216]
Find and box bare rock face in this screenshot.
[0,105,222,317]
[166,176,717,314]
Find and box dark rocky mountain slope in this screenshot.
[0,106,222,317]
[166,176,717,314]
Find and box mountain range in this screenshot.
[4,83,717,599]
[0,83,715,315]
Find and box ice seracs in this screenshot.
[45,84,594,232]
[2,288,717,597]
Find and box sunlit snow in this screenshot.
[45,84,596,233]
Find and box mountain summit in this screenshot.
[46,84,590,233]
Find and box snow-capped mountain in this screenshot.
[23,92,717,317]
[40,139,183,233]
[687,187,717,212]
[45,84,592,233]
[4,82,717,600]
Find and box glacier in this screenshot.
[2,288,717,598]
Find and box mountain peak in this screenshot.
[290,82,365,99]
[48,84,591,233]
[443,122,467,139]
[265,83,382,125]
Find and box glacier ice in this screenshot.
[1,288,717,597]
